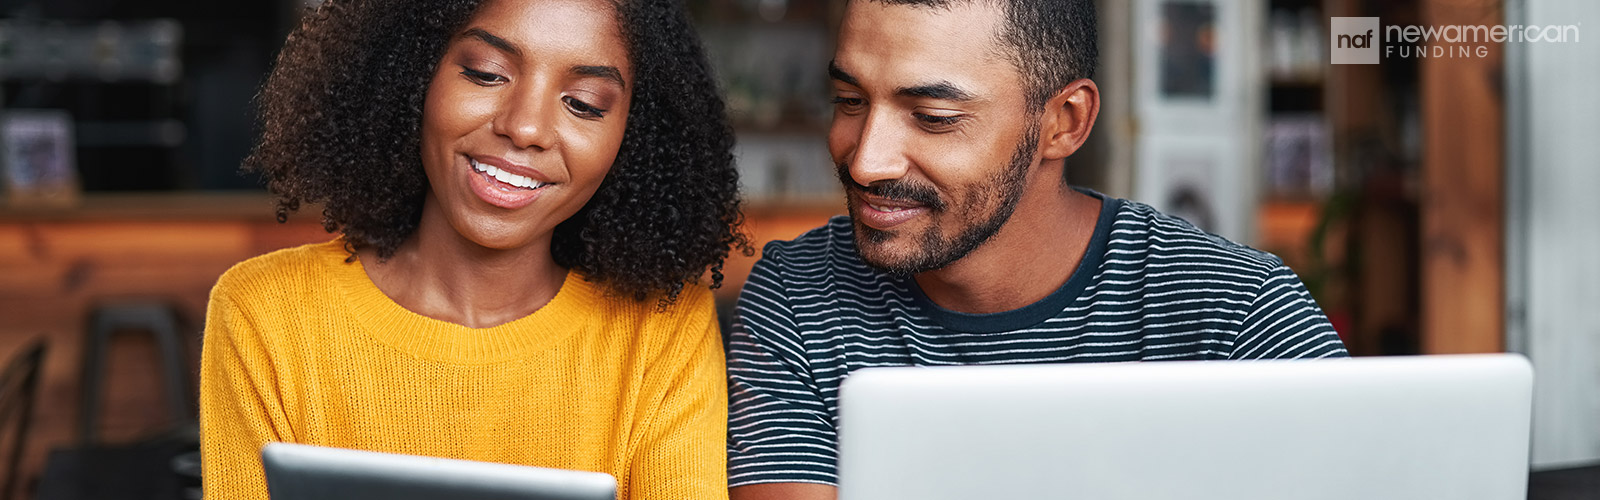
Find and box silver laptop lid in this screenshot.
[838,354,1533,500]
[261,442,617,500]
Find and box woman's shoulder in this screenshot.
[575,278,717,338]
[636,283,720,355]
[212,239,350,301]
[657,283,717,326]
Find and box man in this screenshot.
[725,1,1347,499]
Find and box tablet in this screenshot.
[261,442,616,500]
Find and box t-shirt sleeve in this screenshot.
[726,244,841,487]
[1230,264,1349,359]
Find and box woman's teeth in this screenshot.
[470,158,545,190]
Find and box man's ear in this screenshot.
[1039,79,1101,161]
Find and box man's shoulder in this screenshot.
[1107,199,1285,276]
[755,215,877,279]
[761,215,852,257]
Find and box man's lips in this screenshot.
[853,191,929,230]
[860,193,926,213]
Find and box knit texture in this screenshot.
[199,240,727,500]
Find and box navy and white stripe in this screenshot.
[726,193,1348,487]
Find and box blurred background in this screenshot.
[0,0,1595,498]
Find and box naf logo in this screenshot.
[1331,17,1381,64]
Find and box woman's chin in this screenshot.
[429,216,547,254]
[461,231,546,253]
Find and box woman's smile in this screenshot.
[466,154,556,209]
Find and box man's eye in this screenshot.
[459,67,506,85]
[831,96,865,108]
[914,113,961,130]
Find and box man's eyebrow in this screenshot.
[828,60,860,87]
[830,60,976,102]
[461,28,521,58]
[573,65,626,88]
[896,82,976,102]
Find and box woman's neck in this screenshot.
[359,205,568,329]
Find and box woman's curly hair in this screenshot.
[245,0,751,303]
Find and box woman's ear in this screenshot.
[1039,79,1101,161]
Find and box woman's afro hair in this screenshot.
[246,0,751,304]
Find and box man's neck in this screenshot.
[913,181,1101,315]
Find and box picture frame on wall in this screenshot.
[1134,0,1247,127]
[1131,0,1264,243]
[1,110,82,208]
[1157,0,1218,102]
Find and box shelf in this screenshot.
[0,192,297,222]
[1269,85,1325,113]
[1269,77,1325,88]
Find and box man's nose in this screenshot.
[846,111,912,187]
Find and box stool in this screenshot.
[0,339,46,500]
[79,301,192,444]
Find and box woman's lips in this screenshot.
[466,155,551,210]
[472,157,546,190]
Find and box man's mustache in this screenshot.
[835,163,947,211]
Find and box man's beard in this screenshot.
[839,122,1038,277]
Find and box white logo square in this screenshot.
[1330,17,1380,65]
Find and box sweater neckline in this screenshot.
[323,242,597,365]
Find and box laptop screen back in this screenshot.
[837,354,1533,500]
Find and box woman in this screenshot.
[198,0,747,498]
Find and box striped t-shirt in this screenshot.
[726,193,1348,487]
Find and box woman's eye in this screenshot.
[563,96,607,119]
[459,67,506,85]
[913,113,962,131]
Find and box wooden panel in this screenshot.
[1256,200,1320,271]
[1354,198,1417,356]
[0,200,330,498]
[30,223,252,262]
[251,220,339,256]
[1418,0,1504,354]
[0,226,34,262]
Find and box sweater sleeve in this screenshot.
[199,284,294,500]
[629,288,730,500]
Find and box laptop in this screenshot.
[261,442,617,500]
[837,354,1533,500]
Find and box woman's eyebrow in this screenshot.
[461,28,521,57]
[573,65,626,88]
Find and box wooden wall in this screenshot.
[0,194,332,496]
[1418,0,1505,354]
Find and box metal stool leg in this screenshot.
[79,302,193,445]
[78,310,110,445]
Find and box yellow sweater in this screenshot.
[199,240,727,500]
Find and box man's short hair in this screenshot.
[868,0,1098,113]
